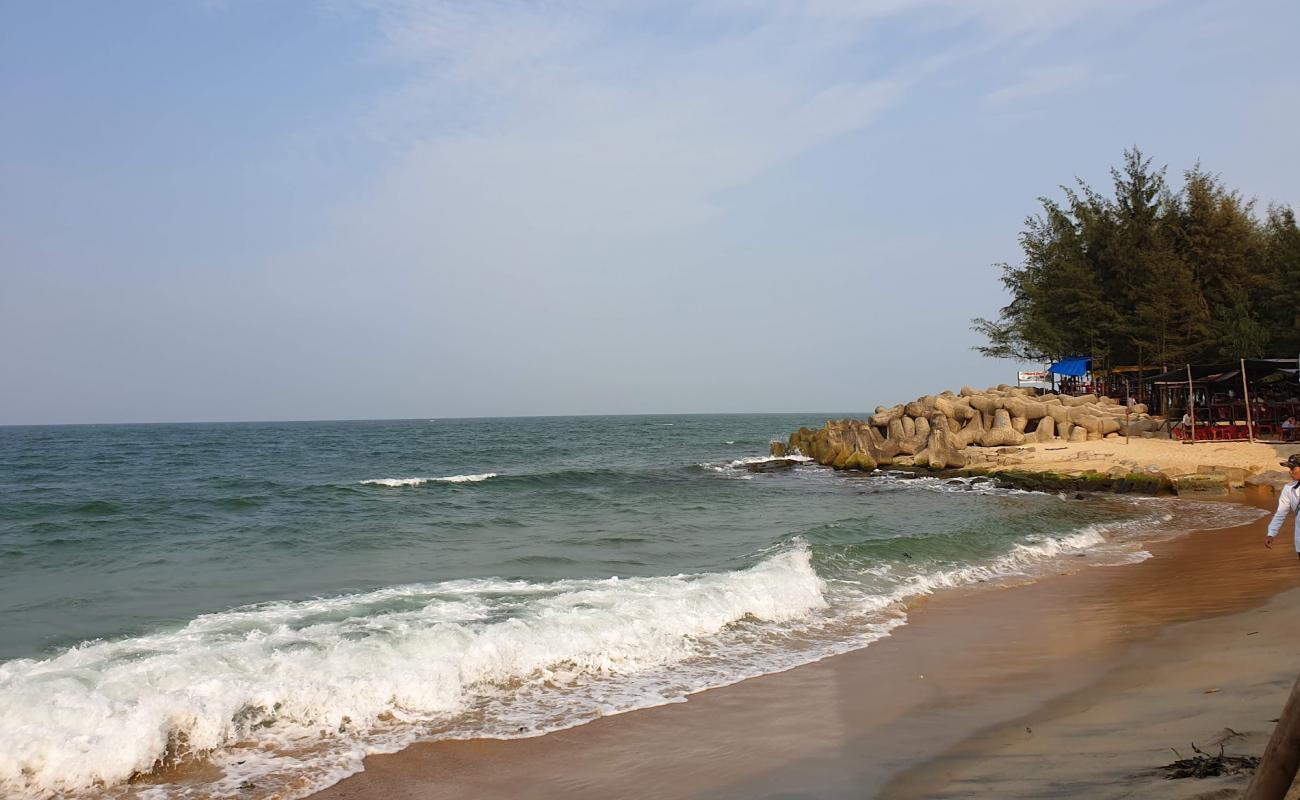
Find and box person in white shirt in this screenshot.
[1265,453,1300,560]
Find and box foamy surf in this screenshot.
[0,548,827,799]
[698,455,813,475]
[360,473,497,487]
[869,471,1042,497]
[850,499,1262,616]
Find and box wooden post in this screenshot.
[1125,375,1131,445]
[1244,671,1300,799]
[1187,364,1196,444]
[1242,357,1255,443]
[1138,345,1144,409]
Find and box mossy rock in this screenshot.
[1171,473,1230,497]
[976,469,1171,495]
[840,451,878,471]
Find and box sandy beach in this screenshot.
[309,467,1300,800]
[883,582,1300,799]
[970,435,1300,481]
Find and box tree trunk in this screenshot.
[1244,671,1300,799]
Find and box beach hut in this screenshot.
[1046,356,1091,395]
[1149,359,1300,441]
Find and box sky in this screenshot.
[2,0,1298,424]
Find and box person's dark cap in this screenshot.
[1281,454,1300,468]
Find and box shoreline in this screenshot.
[880,488,1300,798]
[308,487,1300,800]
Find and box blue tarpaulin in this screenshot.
[1047,357,1091,377]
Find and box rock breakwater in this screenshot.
[782,385,1163,471]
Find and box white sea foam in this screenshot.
[360,473,497,487]
[869,471,1040,497]
[698,454,813,475]
[730,455,812,466]
[0,548,826,798]
[855,524,1110,607]
[841,502,1257,614]
[438,472,497,483]
[360,477,430,487]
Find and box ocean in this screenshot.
[0,415,1260,798]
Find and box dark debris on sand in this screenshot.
[1161,741,1260,779]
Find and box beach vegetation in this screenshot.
[974,148,1300,365]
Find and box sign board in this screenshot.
[1017,370,1053,389]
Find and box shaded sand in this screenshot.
[310,489,1300,800]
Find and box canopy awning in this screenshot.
[1047,357,1091,377]
[1148,360,1300,385]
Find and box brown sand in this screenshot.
[974,435,1300,480]
[310,488,1300,800]
[881,585,1300,799]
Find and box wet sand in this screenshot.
[882,585,1300,799]
[311,489,1300,800]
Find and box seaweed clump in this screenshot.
[1160,742,1259,779]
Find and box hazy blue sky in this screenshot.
[3,0,1298,424]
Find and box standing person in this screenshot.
[1266,454,1300,561]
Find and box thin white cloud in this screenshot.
[338,1,925,244]
[349,0,1157,174]
[302,0,1168,296]
[984,64,1097,106]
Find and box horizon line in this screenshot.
[0,410,869,429]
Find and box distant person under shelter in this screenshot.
[1265,453,1300,562]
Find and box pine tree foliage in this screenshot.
[975,148,1300,365]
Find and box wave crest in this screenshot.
[360,473,497,487]
[0,547,824,797]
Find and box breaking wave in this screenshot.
[359,473,498,487]
[0,547,827,799]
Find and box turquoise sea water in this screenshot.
[0,415,1258,798]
